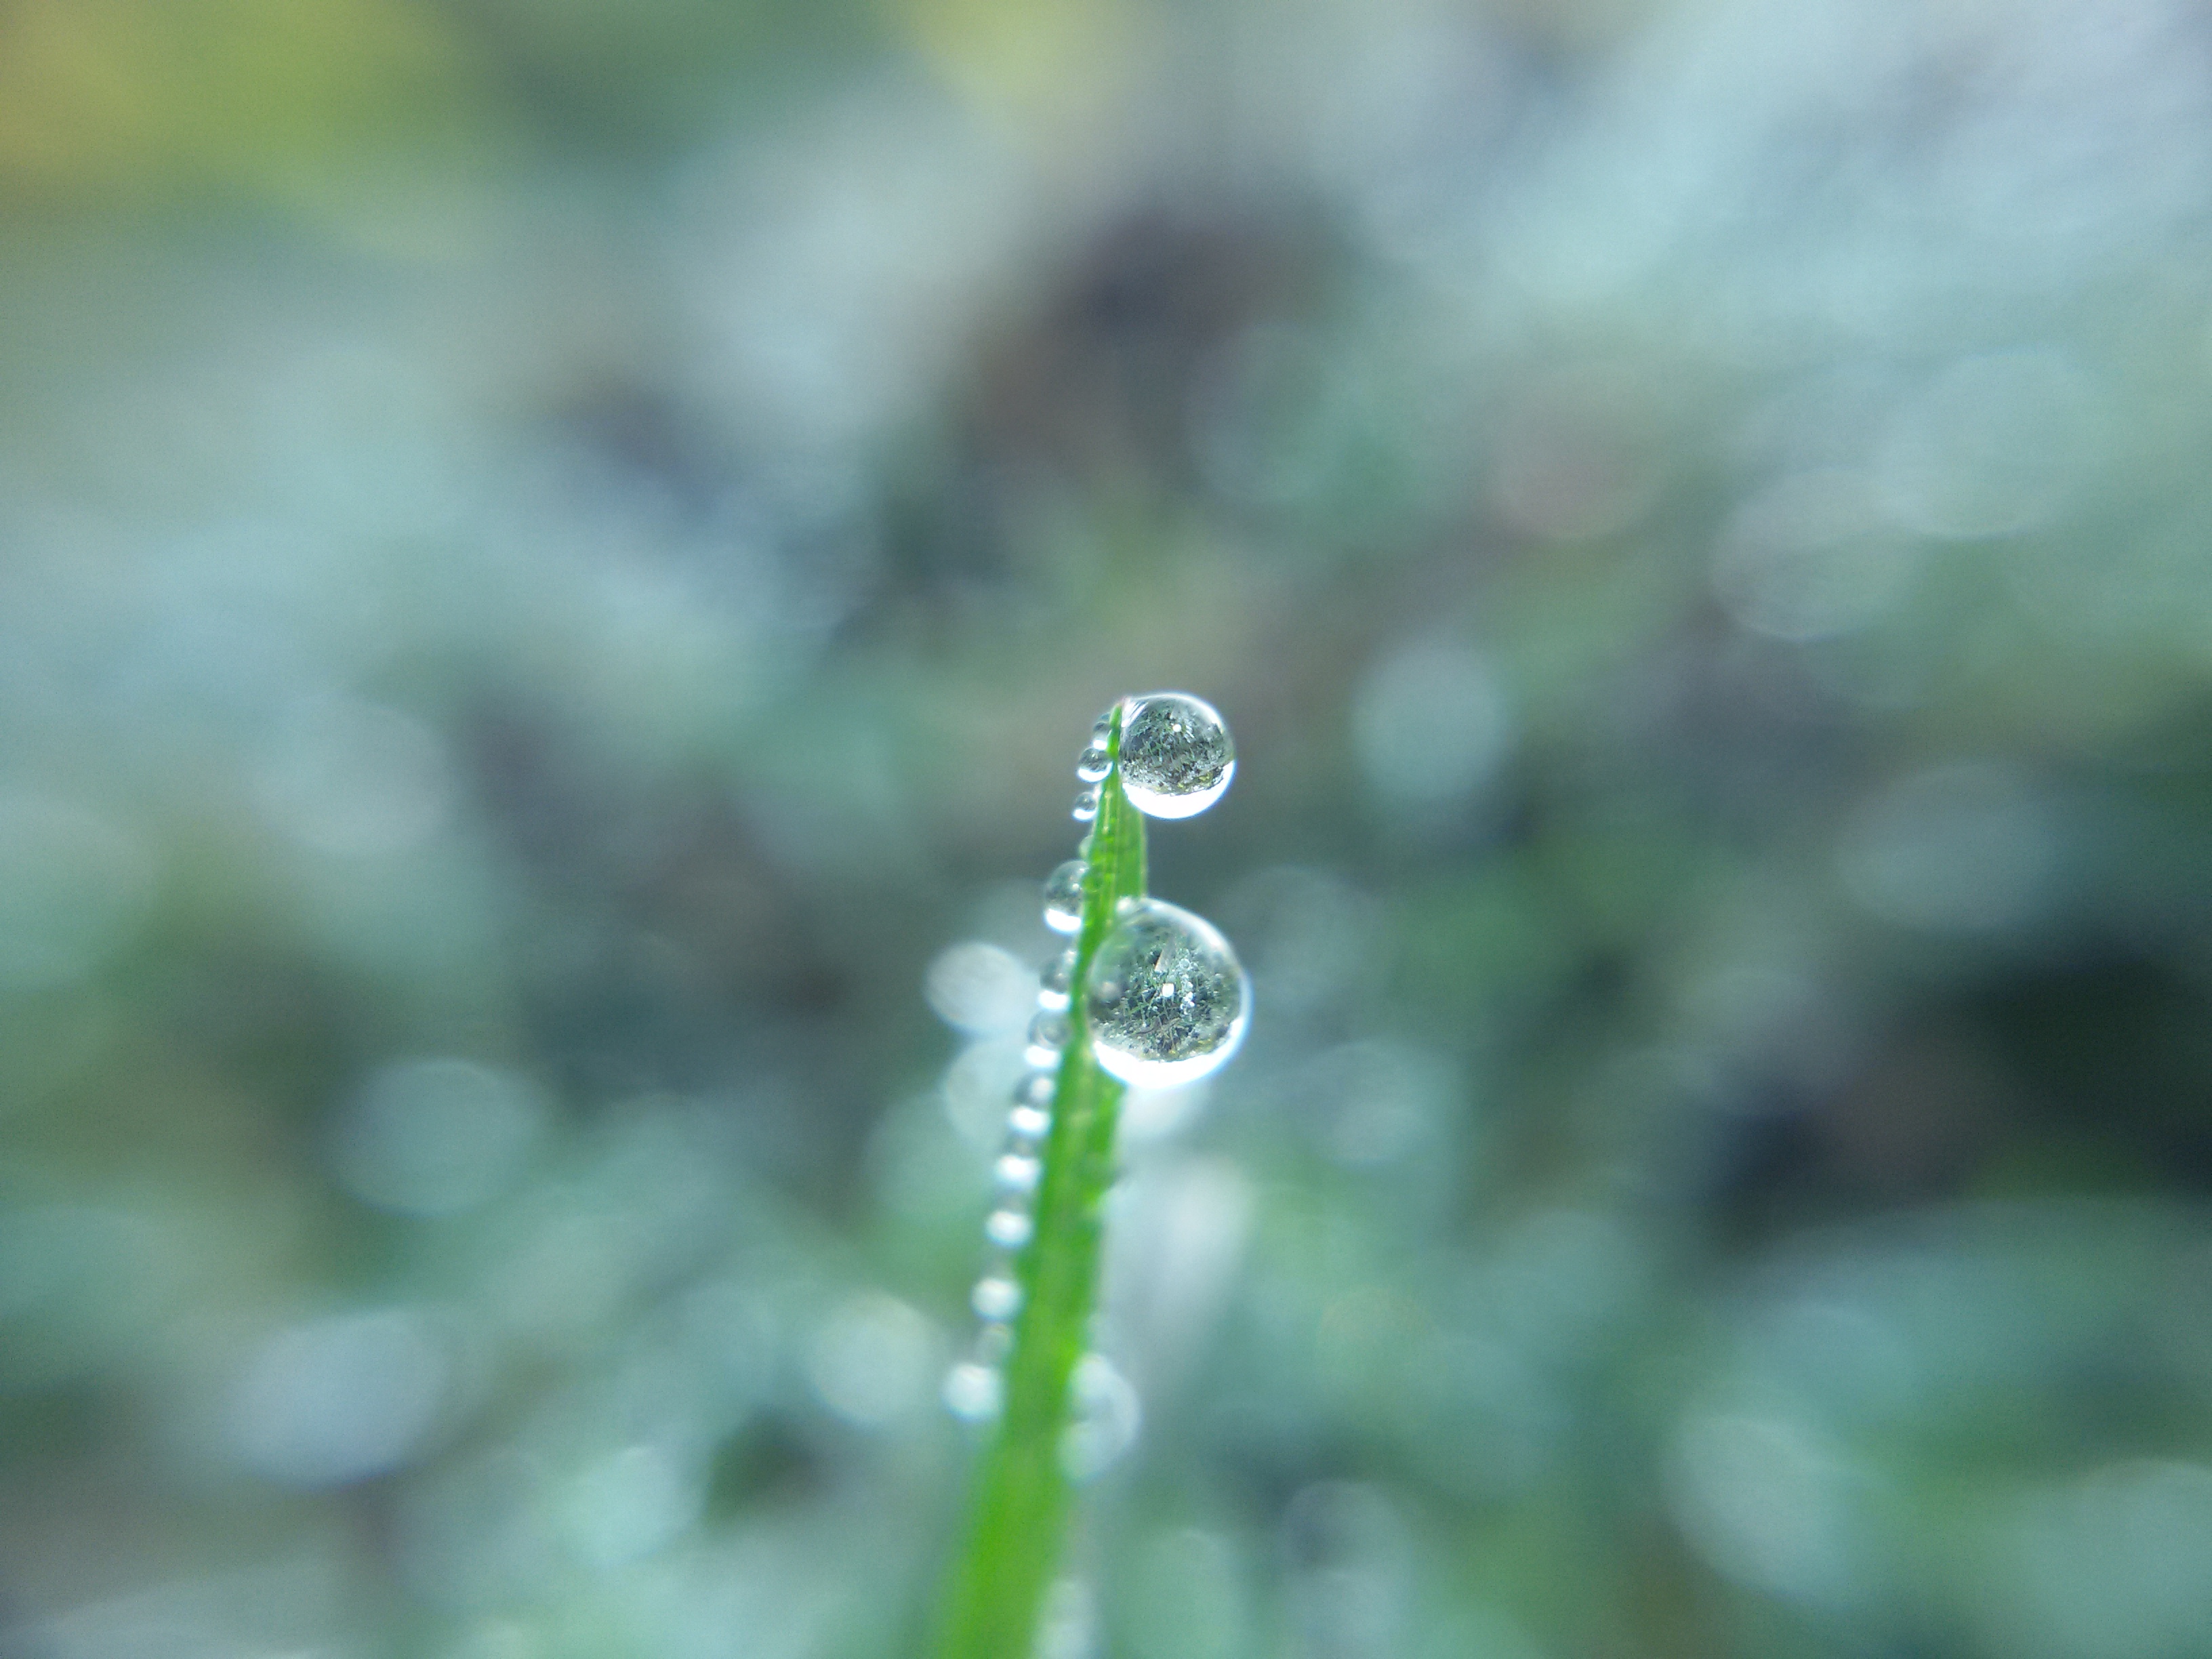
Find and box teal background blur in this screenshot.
[6,1,2212,1655]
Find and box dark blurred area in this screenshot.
[5,0,2212,1654]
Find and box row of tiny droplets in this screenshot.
[940,708,1118,1425]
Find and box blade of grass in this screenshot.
[934,707,1147,1659]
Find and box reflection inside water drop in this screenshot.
[1042,861,1088,934]
[1025,1009,1069,1069]
[1118,694,1235,819]
[1037,947,1076,1012]
[1084,898,1249,1087]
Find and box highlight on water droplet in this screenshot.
[1061,1353,1142,1479]
[1076,745,1111,783]
[985,1207,1034,1250]
[943,1360,1003,1422]
[1084,898,1250,1087]
[972,1275,1024,1321]
[1007,1103,1050,1143]
[1025,1009,1070,1068]
[1042,861,1088,934]
[995,1152,1042,1194]
[1118,693,1234,819]
[1072,788,1101,823]
[1037,947,1077,1012]
[1015,1071,1056,1109]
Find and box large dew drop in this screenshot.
[1118,693,1234,818]
[1083,898,1249,1087]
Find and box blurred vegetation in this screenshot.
[4,1,2212,1656]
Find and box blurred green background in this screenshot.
[6,0,2212,1654]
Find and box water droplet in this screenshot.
[1008,1103,1051,1142]
[1090,709,1119,744]
[985,1208,1034,1250]
[972,1275,1024,1321]
[1037,947,1076,1012]
[1076,745,1111,783]
[1084,899,1250,1087]
[1015,1071,1056,1109]
[1042,861,1088,935]
[1118,693,1233,819]
[995,1153,1042,1195]
[943,1361,1003,1421]
[1036,1578,1099,1659]
[1028,1008,1069,1053]
[1061,1353,1142,1479]
[1071,788,1101,823]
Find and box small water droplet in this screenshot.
[1118,693,1233,819]
[1015,1071,1056,1109]
[1036,1578,1098,1659]
[1061,1353,1142,1479]
[1085,899,1250,1087]
[1090,709,1119,745]
[1037,947,1076,1012]
[1025,1013,1069,1069]
[1071,788,1100,823]
[1042,861,1088,935]
[1076,747,1111,785]
[943,1361,1003,1421]
[1008,1103,1051,1142]
[972,1275,1024,1321]
[995,1153,1042,1194]
[985,1208,1034,1250]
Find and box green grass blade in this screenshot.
[933,709,1147,1659]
